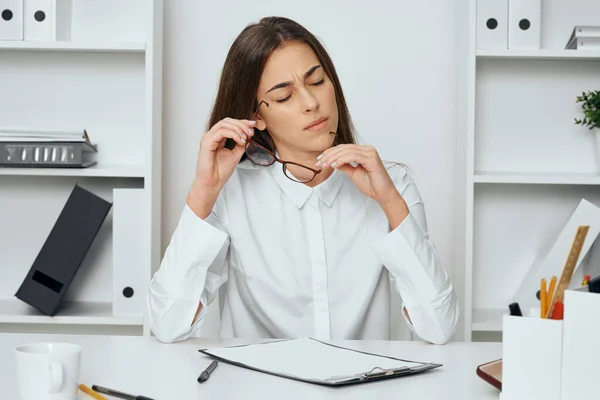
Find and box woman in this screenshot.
[147,16,459,345]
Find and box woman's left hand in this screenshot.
[316,144,401,207]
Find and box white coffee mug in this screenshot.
[14,342,82,400]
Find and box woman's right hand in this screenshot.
[186,118,256,218]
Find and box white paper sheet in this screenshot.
[202,337,425,383]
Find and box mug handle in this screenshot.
[48,362,64,393]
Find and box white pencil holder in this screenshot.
[561,288,600,399]
[500,314,563,400]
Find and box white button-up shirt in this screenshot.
[147,159,459,344]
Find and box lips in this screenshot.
[304,117,328,130]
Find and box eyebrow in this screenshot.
[265,65,322,94]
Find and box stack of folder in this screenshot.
[0,128,97,168]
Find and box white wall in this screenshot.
[161,1,465,339]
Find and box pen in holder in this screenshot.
[500,314,563,400]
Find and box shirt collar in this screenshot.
[268,162,345,209]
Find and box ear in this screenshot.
[255,114,267,131]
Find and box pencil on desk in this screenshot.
[79,383,108,400]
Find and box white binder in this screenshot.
[112,188,147,317]
[476,0,508,49]
[508,0,541,49]
[0,0,23,40]
[23,0,72,41]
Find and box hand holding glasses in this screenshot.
[188,99,336,219]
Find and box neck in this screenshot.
[275,146,333,187]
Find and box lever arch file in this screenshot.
[199,337,441,386]
[15,184,112,316]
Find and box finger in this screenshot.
[328,150,372,170]
[316,145,368,166]
[317,146,370,168]
[217,122,249,146]
[210,126,247,148]
[224,118,256,138]
[316,144,352,161]
[231,141,247,160]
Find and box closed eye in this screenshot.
[275,77,325,103]
[275,94,292,103]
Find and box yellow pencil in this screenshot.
[540,278,547,318]
[79,383,108,400]
[547,276,557,306]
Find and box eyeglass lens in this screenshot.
[246,141,316,183]
[245,141,275,166]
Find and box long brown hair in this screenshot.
[207,16,357,158]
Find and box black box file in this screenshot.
[15,184,112,316]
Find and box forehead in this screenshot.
[260,41,321,85]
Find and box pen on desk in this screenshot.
[79,384,107,400]
[91,385,155,400]
[198,360,219,383]
[509,302,522,317]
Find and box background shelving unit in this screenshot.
[0,40,145,52]
[0,0,163,336]
[464,0,600,340]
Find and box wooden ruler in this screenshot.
[544,225,589,319]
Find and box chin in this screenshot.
[313,131,336,151]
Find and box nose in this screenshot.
[299,87,319,114]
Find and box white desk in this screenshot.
[0,333,502,399]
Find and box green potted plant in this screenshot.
[575,90,600,130]
[575,90,600,170]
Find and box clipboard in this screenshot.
[198,337,442,386]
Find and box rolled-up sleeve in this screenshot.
[370,167,459,345]
[147,204,229,343]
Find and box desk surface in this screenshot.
[0,333,502,400]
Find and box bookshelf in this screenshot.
[476,49,600,60]
[0,299,143,326]
[0,40,145,52]
[463,0,600,341]
[0,165,145,178]
[0,0,163,336]
[474,172,600,185]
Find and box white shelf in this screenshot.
[476,49,600,60]
[474,172,600,185]
[0,299,143,326]
[0,164,145,178]
[0,41,145,53]
[472,309,505,332]
[0,0,161,338]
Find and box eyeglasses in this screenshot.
[245,100,325,184]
